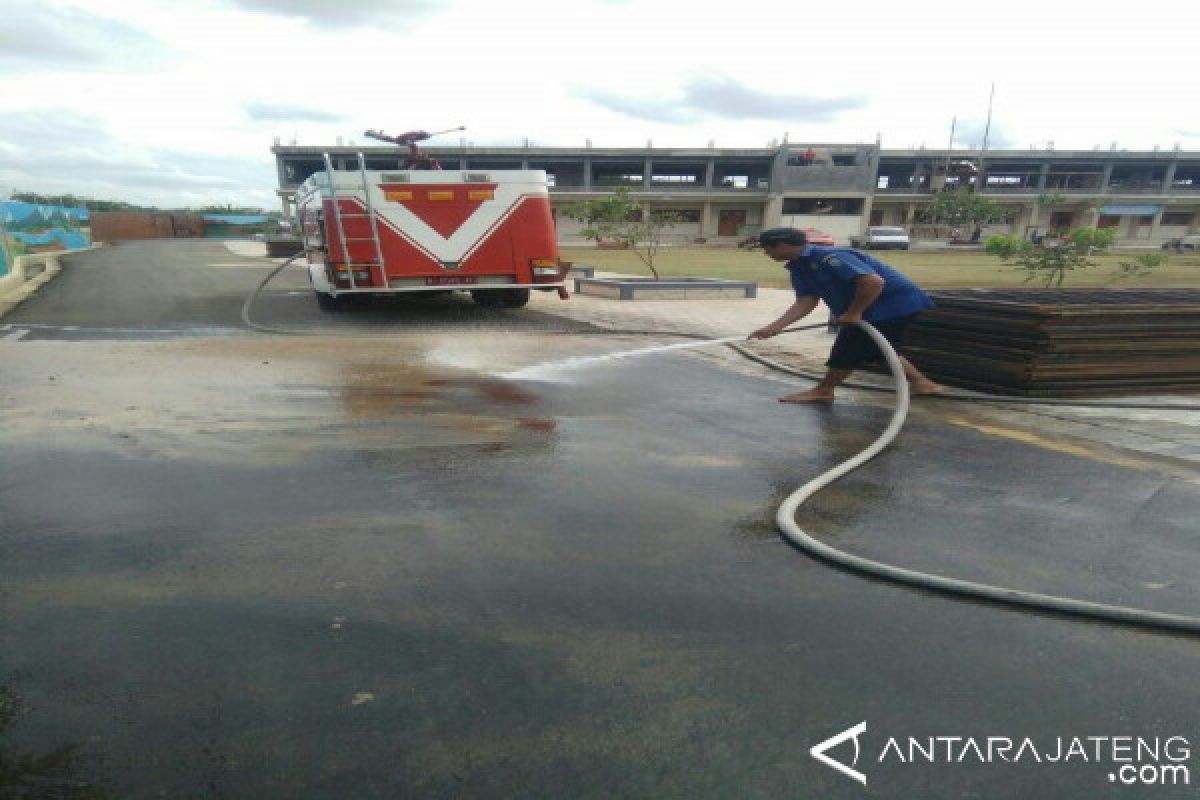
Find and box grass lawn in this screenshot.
[561,246,1200,290]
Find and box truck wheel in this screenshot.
[498,288,530,308]
[471,290,503,307]
[314,291,344,311]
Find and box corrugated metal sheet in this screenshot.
[905,289,1200,396]
[90,212,205,242]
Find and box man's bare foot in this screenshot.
[778,389,836,404]
[910,381,943,396]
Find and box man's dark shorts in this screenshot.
[826,315,915,370]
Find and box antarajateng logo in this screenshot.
[810,722,1193,789]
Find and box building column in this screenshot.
[701,202,714,238]
[1163,161,1178,194]
[583,158,592,191]
[705,159,715,189]
[911,163,924,191]
[905,203,916,224]
[1037,163,1050,190]
[860,194,874,231]
[1150,207,1164,240]
[763,194,783,229]
[1100,162,1114,193]
[643,157,653,190]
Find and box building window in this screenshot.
[1161,212,1193,225]
[1049,211,1074,229]
[1045,170,1104,190]
[593,174,643,186]
[782,198,864,215]
[654,209,701,223]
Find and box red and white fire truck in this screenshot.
[295,144,566,311]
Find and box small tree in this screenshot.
[983,233,1021,258]
[561,187,683,280]
[920,188,1005,233]
[1115,252,1168,280]
[986,226,1116,287]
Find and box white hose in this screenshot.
[238,262,1200,632]
[777,321,1200,635]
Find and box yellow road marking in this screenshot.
[942,413,1198,482]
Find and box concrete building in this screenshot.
[271,142,1200,245]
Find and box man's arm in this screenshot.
[837,274,884,325]
[750,296,819,338]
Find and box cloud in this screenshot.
[0,110,275,206]
[225,0,441,28]
[574,76,865,124]
[951,119,1017,150]
[0,2,167,72]
[245,103,345,123]
[572,89,692,124]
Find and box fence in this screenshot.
[0,200,91,276]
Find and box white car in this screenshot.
[850,226,911,250]
[1162,234,1200,252]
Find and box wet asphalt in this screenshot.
[1,241,1198,799]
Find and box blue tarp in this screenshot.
[0,200,89,225]
[11,229,90,249]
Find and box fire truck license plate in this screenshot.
[425,276,477,286]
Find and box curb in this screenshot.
[0,245,101,320]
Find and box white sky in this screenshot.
[3,0,1198,208]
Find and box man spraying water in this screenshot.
[749,227,942,403]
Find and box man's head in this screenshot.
[758,227,807,262]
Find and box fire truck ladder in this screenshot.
[322,152,385,291]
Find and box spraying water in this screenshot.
[501,335,748,381]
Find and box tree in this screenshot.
[984,226,1117,287]
[10,191,144,211]
[919,188,1005,231]
[561,187,684,280]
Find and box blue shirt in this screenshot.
[786,245,934,321]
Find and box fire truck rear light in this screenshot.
[427,191,454,201]
[385,190,413,201]
[468,190,494,201]
[530,258,560,268]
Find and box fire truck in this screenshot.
[295,130,566,311]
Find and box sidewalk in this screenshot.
[529,268,1200,472]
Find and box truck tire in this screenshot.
[497,288,530,308]
[314,291,344,311]
[470,290,503,307]
[471,289,530,308]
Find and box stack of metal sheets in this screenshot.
[903,289,1200,396]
